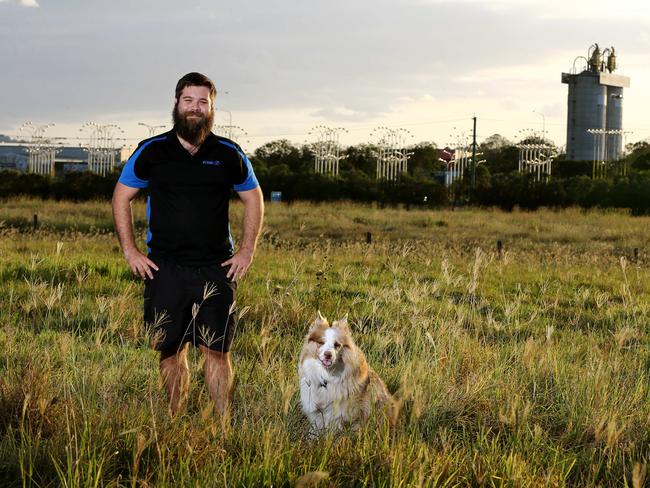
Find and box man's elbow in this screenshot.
[112,183,138,207]
[256,188,264,206]
[252,186,264,201]
[241,186,264,207]
[111,187,125,210]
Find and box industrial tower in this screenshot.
[562,44,630,161]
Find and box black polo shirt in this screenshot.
[118,131,259,266]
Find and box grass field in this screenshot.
[1,197,649,487]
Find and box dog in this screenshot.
[298,311,396,433]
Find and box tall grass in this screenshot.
[0,198,648,486]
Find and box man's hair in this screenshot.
[175,72,217,102]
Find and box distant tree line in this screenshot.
[470,137,650,215]
[1,136,650,214]
[0,171,118,201]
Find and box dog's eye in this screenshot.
[313,340,324,346]
[334,342,341,349]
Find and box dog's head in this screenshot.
[303,311,353,369]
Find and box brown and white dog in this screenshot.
[298,311,395,434]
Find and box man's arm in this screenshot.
[112,182,159,279]
[222,186,264,281]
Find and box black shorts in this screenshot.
[144,258,237,353]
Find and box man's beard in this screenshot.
[172,103,214,146]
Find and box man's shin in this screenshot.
[201,348,233,417]
[160,346,190,414]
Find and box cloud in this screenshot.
[1,0,648,148]
[0,0,40,6]
[310,106,386,122]
[414,0,649,20]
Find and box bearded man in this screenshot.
[112,72,264,416]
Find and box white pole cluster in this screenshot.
[517,144,556,182]
[586,128,632,179]
[371,127,413,181]
[138,122,166,138]
[213,124,250,151]
[445,130,479,187]
[80,123,124,176]
[19,122,59,176]
[515,131,555,182]
[309,125,347,176]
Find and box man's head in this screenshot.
[175,72,217,103]
[172,72,216,146]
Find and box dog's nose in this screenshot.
[324,351,332,360]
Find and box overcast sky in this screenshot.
[1,0,649,151]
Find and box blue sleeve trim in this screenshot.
[146,196,152,246]
[233,154,259,191]
[118,136,166,188]
[218,139,259,191]
[218,139,239,151]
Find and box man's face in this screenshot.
[176,85,213,119]
[173,85,215,145]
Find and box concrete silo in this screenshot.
[561,44,630,161]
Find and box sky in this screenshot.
[1,0,649,153]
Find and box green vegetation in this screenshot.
[1,198,649,486]
[3,138,650,213]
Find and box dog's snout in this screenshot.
[324,351,332,360]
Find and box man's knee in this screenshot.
[160,343,190,364]
[199,345,230,363]
[200,347,232,376]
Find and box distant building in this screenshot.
[562,43,630,161]
[0,142,132,176]
[0,144,28,172]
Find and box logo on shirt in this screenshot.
[202,160,222,166]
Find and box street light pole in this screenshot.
[533,109,546,140]
[216,90,232,138]
[138,122,166,137]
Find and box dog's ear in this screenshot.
[309,311,328,330]
[333,314,349,330]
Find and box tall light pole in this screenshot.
[370,127,413,180]
[138,122,166,137]
[309,126,348,176]
[20,122,57,175]
[533,109,546,140]
[471,116,477,188]
[213,124,250,151]
[80,122,123,176]
[216,109,232,127]
[216,89,233,138]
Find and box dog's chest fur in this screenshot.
[299,357,367,430]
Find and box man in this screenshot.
[112,72,264,416]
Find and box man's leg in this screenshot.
[199,345,233,416]
[160,343,190,414]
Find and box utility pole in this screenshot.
[471,116,477,188]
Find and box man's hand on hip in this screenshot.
[222,248,254,281]
[124,248,159,279]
